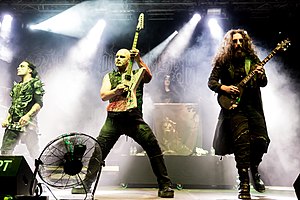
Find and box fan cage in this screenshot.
[37,132,101,189]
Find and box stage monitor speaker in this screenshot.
[294,173,300,199]
[0,155,35,196]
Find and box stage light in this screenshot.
[142,30,178,68]
[0,14,13,39]
[207,8,222,16]
[159,13,201,61]
[0,45,13,63]
[28,1,104,38]
[1,14,13,31]
[191,13,201,24]
[0,14,13,63]
[208,18,223,40]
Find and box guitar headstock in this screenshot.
[276,38,291,51]
[136,13,144,32]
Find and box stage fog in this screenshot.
[0,12,299,187]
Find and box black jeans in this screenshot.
[98,109,163,160]
[85,109,171,188]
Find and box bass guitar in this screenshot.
[218,38,291,110]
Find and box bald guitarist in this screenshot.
[72,48,174,198]
[103,48,150,111]
[72,14,174,198]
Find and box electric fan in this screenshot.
[29,132,102,199]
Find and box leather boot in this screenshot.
[238,168,251,199]
[150,155,174,198]
[250,165,265,193]
[158,185,174,198]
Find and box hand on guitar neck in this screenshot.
[122,48,141,83]
[252,64,265,76]
[221,64,264,94]
[129,48,140,62]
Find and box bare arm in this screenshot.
[100,74,128,101]
[136,58,152,83]
[132,49,152,83]
[19,103,41,126]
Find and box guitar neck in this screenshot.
[238,48,278,87]
[132,31,139,50]
[125,12,144,78]
[126,31,140,77]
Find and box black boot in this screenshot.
[238,168,251,199]
[71,148,103,194]
[150,155,174,198]
[158,186,174,198]
[250,165,265,193]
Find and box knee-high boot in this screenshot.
[250,139,266,193]
[238,168,251,199]
[149,155,174,198]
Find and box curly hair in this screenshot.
[212,29,258,67]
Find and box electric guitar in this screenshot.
[218,38,291,110]
[107,13,145,111]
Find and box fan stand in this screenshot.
[25,159,100,200]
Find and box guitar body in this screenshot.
[217,90,243,110]
[125,67,146,110]
[7,121,25,132]
[107,68,145,112]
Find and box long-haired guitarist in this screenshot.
[71,48,174,198]
[1,60,45,159]
[208,29,270,199]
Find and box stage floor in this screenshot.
[42,186,297,200]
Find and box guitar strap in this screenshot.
[228,65,234,79]
[245,58,251,75]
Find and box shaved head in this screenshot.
[115,48,131,71]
